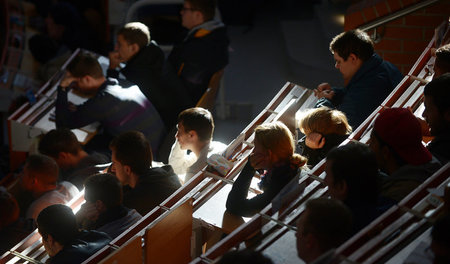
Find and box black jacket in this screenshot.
[298,134,349,167]
[107,43,181,126]
[123,165,182,216]
[47,230,111,264]
[167,23,229,105]
[226,161,299,217]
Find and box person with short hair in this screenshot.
[434,44,450,78]
[110,131,181,215]
[166,0,229,105]
[369,108,441,202]
[423,73,450,163]
[108,22,181,127]
[21,154,79,220]
[77,173,142,239]
[37,204,110,264]
[56,52,166,155]
[296,197,352,264]
[169,107,226,183]
[226,121,307,217]
[297,107,352,167]
[325,141,381,233]
[38,128,109,190]
[315,29,403,129]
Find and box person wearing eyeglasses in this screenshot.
[165,0,229,106]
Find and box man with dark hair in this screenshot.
[369,108,441,203]
[168,107,226,183]
[434,44,450,78]
[76,173,142,239]
[315,29,403,129]
[56,52,166,155]
[37,204,110,264]
[109,131,181,215]
[166,0,229,105]
[38,129,109,190]
[21,154,79,220]
[423,73,450,163]
[325,141,381,233]
[108,22,180,127]
[296,197,352,264]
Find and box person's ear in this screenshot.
[348,53,358,63]
[124,164,132,176]
[194,10,204,23]
[95,200,106,213]
[188,130,198,141]
[334,180,348,199]
[130,43,140,54]
[46,234,54,245]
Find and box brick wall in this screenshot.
[344,0,450,74]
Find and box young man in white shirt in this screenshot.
[169,107,226,183]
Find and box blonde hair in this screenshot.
[298,107,352,136]
[254,121,307,168]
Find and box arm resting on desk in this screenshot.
[55,85,103,129]
[225,162,269,217]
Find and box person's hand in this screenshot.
[406,107,431,137]
[314,83,335,99]
[109,51,121,69]
[60,72,77,88]
[77,202,99,225]
[305,132,325,149]
[249,152,268,170]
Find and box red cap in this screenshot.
[373,108,432,165]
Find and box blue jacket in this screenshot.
[317,53,403,129]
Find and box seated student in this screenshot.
[431,214,450,264]
[76,173,142,239]
[434,44,450,78]
[55,52,166,155]
[226,121,307,217]
[422,73,450,164]
[0,187,34,256]
[218,249,274,264]
[38,128,109,190]
[108,22,180,127]
[296,197,353,264]
[21,154,79,220]
[325,141,381,233]
[369,108,441,202]
[37,204,111,264]
[169,107,226,183]
[297,107,352,167]
[315,29,402,129]
[110,131,182,215]
[165,0,229,105]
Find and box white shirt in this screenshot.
[26,181,79,220]
[168,140,227,183]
